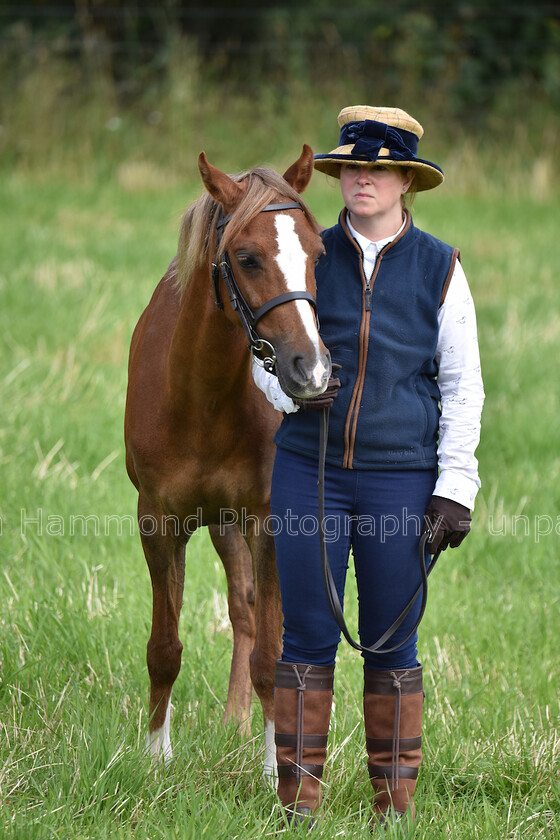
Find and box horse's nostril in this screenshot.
[293,356,323,390]
[293,356,308,382]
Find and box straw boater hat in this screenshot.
[314,106,444,191]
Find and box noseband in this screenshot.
[211,201,318,373]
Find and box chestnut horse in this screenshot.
[124,146,330,775]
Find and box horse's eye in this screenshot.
[236,254,260,270]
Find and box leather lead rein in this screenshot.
[318,406,441,654]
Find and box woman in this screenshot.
[252,105,484,828]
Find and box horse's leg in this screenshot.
[139,493,187,762]
[245,527,283,780]
[208,524,255,733]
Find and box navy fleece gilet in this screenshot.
[274,210,458,469]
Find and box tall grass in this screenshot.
[1,55,559,838]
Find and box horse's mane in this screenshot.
[174,167,319,291]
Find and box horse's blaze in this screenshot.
[273,214,328,391]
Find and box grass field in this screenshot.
[1,150,559,840]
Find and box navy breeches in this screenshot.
[270,447,437,670]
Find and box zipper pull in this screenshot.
[364,285,372,311]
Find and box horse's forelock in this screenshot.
[219,169,317,257]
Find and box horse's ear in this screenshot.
[282,144,314,194]
[198,152,244,213]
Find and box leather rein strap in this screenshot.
[318,406,441,654]
[212,201,317,373]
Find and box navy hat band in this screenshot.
[339,119,419,162]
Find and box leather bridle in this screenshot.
[211,201,318,373]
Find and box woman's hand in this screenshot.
[294,364,342,410]
[423,495,471,553]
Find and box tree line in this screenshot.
[2,1,559,120]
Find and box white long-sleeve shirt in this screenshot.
[252,216,484,510]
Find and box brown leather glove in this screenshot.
[423,495,471,554]
[294,363,342,410]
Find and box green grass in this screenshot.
[1,156,559,840]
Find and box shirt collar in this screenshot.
[346,213,407,255]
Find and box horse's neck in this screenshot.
[167,273,251,406]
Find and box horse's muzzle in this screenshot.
[276,348,331,400]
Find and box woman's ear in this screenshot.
[404,168,416,192]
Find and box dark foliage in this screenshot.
[1,1,559,118]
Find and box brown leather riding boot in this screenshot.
[364,665,423,826]
[274,660,334,827]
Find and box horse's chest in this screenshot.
[157,428,274,519]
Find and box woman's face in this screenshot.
[340,163,413,223]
